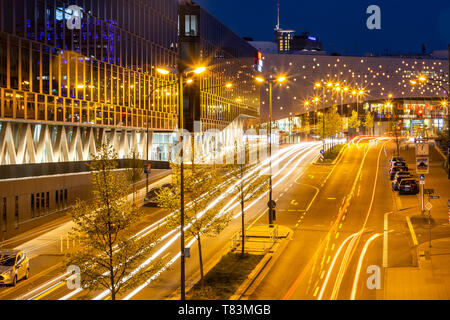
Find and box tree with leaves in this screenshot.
[157,163,230,288]
[226,143,269,256]
[364,112,374,135]
[317,107,343,147]
[66,143,158,300]
[348,110,361,137]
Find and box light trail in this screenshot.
[350,233,382,300]
[114,143,320,300]
[28,146,301,301]
[60,143,314,300]
[317,233,358,300]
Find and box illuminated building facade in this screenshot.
[178,1,261,133]
[260,54,449,133]
[0,0,179,166]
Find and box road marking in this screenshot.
[335,232,340,239]
[406,216,419,246]
[338,223,343,229]
[331,243,335,251]
[327,197,336,200]
[326,256,331,264]
[320,271,325,279]
[383,212,393,268]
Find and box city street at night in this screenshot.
[0,0,449,317]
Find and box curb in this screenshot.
[313,144,347,166]
[229,227,293,300]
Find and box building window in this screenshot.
[41,192,45,211]
[185,15,198,36]
[46,192,50,210]
[2,198,6,232]
[64,189,68,203]
[14,196,19,229]
[36,193,40,212]
[56,190,59,204]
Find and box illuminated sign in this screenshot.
[254,51,263,72]
[308,36,317,41]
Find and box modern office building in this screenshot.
[0,0,262,238]
[178,0,261,134]
[0,0,180,237]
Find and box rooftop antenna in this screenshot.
[276,0,280,30]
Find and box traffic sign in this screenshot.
[416,157,429,174]
[420,174,425,181]
[415,143,429,156]
[268,200,276,209]
[425,202,432,211]
[429,196,440,200]
[420,181,425,185]
[320,149,325,155]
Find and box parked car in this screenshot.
[398,179,419,195]
[144,183,173,207]
[392,173,413,191]
[390,156,404,166]
[391,161,408,169]
[0,250,29,286]
[389,166,408,180]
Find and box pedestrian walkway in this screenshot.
[385,142,450,300]
[385,237,450,300]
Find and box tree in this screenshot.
[157,163,230,288]
[317,107,343,147]
[66,143,158,300]
[348,110,361,137]
[364,112,374,135]
[227,144,269,256]
[126,149,144,205]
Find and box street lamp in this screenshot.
[156,64,207,300]
[256,75,287,227]
[314,82,329,152]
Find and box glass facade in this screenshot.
[0,0,179,132]
[179,3,260,132]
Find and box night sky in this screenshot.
[194,0,450,56]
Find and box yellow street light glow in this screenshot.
[186,79,193,84]
[352,90,357,95]
[315,82,322,88]
[156,68,170,75]
[277,76,287,83]
[305,101,310,106]
[225,82,233,88]
[418,75,428,82]
[326,82,333,87]
[255,76,265,83]
[193,66,206,74]
[314,97,319,102]
[344,87,349,92]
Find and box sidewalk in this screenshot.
[385,237,450,300]
[385,142,450,300]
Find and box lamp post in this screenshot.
[157,65,206,300]
[256,75,286,227]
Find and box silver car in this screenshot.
[0,250,30,286]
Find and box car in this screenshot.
[0,250,30,286]
[398,179,419,195]
[389,166,408,180]
[390,156,404,166]
[391,161,408,169]
[392,173,413,191]
[144,183,173,207]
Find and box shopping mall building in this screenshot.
[260,53,449,137]
[0,0,260,237]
